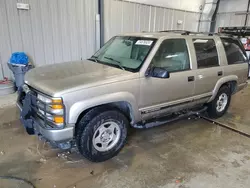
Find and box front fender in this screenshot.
[208,75,238,103]
[68,92,141,124]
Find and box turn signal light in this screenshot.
[51,98,63,109]
[54,116,64,124]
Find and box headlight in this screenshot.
[37,94,64,126]
[37,94,51,103]
[37,95,63,108]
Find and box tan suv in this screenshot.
[18,31,249,162]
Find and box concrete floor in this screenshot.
[0,86,250,188]
[217,86,250,134]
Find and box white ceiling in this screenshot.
[125,0,205,12]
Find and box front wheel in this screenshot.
[207,85,231,118]
[76,110,128,162]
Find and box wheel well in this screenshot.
[74,102,134,136]
[221,81,237,94]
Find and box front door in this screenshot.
[139,38,195,112]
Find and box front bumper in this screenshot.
[34,120,74,142]
[17,88,74,144]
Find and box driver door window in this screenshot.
[151,39,190,72]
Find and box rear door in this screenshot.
[192,38,223,97]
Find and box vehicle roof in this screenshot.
[119,31,232,39]
[120,32,181,38]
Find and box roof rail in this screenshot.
[159,30,215,36]
[159,30,191,35]
[194,32,215,36]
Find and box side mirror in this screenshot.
[146,67,170,79]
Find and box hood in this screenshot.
[25,60,136,96]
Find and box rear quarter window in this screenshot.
[221,37,248,65]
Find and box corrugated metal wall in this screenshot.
[0,0,98,79]
[103,0,200,41]
[125,0,205,12]
[215,0,250,31]
[0,0,201,79]
[215,12,247,31]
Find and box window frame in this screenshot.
[192,38,220,69]
[220,37,248,65]
[149,38,191,74]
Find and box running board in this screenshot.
[132,106,207,129]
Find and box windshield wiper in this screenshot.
[104,57,125,71]
[88,56,99,63]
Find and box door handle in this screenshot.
[188,76,195,82]
[218,71,223,76]
[198,74,204,79]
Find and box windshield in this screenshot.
[90,36,157,72]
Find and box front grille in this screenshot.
[18,86,65,129]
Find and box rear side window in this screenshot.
[221,38,248,65]
[193,39,219,69]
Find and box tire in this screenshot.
[207,85,231,119]
[76,109,128,162]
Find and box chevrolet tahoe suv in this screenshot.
[18,31,249,162]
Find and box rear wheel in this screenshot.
[207,85,231,118]
[76,109,128,162]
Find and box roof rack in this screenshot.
[159,30,191,35]
[159,30,215,36]
[218,27,250,37]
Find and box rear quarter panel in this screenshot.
[223,63,248,85]
[208,37,248,102]
[218,36,248,85]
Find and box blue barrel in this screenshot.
[8,52,32,89]
[8,64,32,89]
